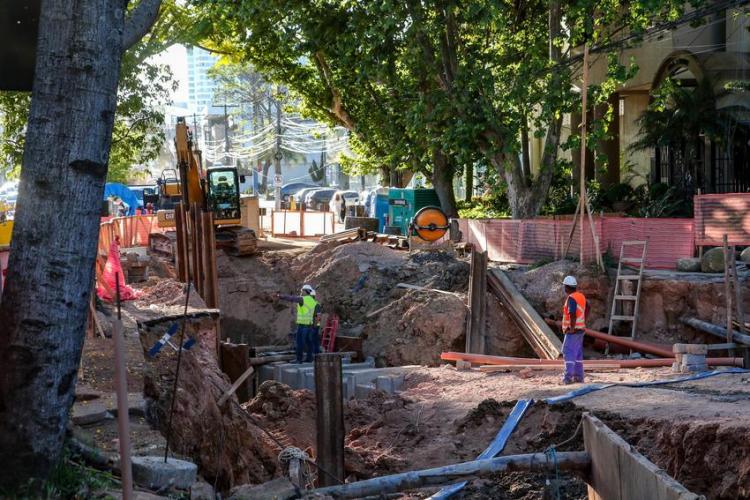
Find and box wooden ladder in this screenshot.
[607,240,648,344]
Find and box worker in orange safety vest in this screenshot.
[561,275,588,384]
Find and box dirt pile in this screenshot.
[216,251,298,345]
[508,261,611,331]
[137,305,278,491]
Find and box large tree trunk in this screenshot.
[464,162,473,202]
[432,149,458,217]
[0,0,158,487]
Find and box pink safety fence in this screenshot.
[694,193,750,247]
[458,216,696,270]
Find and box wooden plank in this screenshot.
[220,342,252,403]
[175,204,187,282]
[723,235,733,345]
[479,363,621,372]
[487,269,562,359]
[217,365,254,407]
[584,413,622,500]
[583,414,700,500]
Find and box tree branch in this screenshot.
[122,0,163,52]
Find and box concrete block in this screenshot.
[673,344,708,355]
[375,376,395,393]
[71,401,112,426]
[355,383,376,399]
[228,478,298,500]
[680,353,707,365]
[131,456,197,490]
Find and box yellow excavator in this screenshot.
[152,117,257,256]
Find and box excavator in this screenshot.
[151,117,257,256]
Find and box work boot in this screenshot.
[561,378,574,385]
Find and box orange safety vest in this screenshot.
[562,291,586,332]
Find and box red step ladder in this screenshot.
[320,314,339,352]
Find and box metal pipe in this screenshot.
[544,320,674,358]
[313,451,591,499]
[681,317,750,346]
[441,352,743,368]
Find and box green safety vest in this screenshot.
[296,295,318,325]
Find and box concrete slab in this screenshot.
[75,384,104,401]
[103,393,148,418]
[71,400,112,426]
[131,456,197,490]
[228,477,298,500]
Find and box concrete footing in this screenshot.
[259,356,416,399]
[131,456,197,490]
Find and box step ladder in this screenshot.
[320,314,339,352]
[607,241,648,343]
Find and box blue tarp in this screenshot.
[103,183,138,216]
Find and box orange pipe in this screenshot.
[544,320,674,358]
[440,352,744,368]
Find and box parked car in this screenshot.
[294,187,323,204]
[306,188,337,211]
[281,182,316,202]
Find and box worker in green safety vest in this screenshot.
[274,284,321,363]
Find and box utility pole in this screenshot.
[211,102,239,166]
[273,87,283,210]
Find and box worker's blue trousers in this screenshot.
[295,324,311,363]
[562,332,585,382]
[305,326,321,362]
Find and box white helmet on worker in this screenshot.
[301,284,315,295]
[562,276,578,288]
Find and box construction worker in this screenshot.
[274,284,321,363]
[561,275,587,384]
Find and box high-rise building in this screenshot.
[186,46,218,111]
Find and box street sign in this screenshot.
[274,175,283,187]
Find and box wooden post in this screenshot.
[579,43,589,265]
[465,250,488,354]
[723,234,733,346]
[315,353,345,487]
[218,341,252,404]
[175,204,187,282]
[194,206,204,299]
[207,212,220,311]
[113,277,133,500]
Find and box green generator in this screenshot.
[387,188,441,235]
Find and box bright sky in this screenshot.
[152,44,189,103]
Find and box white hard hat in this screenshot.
[562,276,577,287]
[301,284,315,294]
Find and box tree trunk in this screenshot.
[432,149,458,217]
[464,162,473,202]
[261,159,271,193]
[0,0,147,488]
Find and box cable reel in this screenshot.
[409,206,450,242]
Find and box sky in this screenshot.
[152,44,189,104]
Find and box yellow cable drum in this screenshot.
[410,206,449,242]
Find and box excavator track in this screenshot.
[214,226,258,256]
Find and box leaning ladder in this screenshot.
[608,240,648,343]
[320,314,339,352]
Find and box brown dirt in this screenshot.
[217,241,533,366]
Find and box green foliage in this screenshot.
[631,182,689,217]
[0,446,117,499]
[0,0,208,181]
[193,0,701,217]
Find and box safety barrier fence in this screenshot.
[270,210,337,237]
[458,216,696,269]
[694,193,750,247]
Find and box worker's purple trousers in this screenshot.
[562,332,585,383]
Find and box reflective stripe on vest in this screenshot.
[562,291,586,331]
[296,295,318,325]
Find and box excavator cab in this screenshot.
[158,169,182,208]
[206,167,241,224]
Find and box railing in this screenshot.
[270,210,337,237]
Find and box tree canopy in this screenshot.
[195,0,705,217]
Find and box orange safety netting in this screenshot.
[97,237,141,302]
